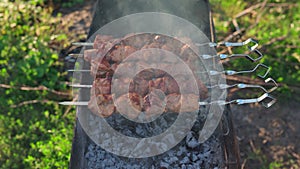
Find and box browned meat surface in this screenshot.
[109,45,137,63]
[143,89,166,116]
[83,33,209,117]
[180,94,199,113]
[88,94,115,117]
[93,35,115,50]
[93,76,112,95]
[149,77,168,94]
[166,94,199,113]
[111,78,133,95]
[114,93,143,119]
[131,76,149,97]
[83,49,97,62]
[166,93,181,112]
[164,76,180,94]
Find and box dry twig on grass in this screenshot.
[0,84,71,97]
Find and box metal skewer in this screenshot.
[202,49,263,62]
[69,54,83,58]
[72,42,93,47]
[199,93,276,108]
[208,78,278,93]
[69,84,92,88]
[60,92,276,108]
[210,63,270,78]
[68,69,90,72]
[59,101,89,106]
[196,38,259,51]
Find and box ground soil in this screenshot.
[231,99,300,169]
[60,1,300,168]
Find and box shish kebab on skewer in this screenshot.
[61,33,277,118]
[64,33,210,118]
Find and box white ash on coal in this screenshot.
[85,106,223,168]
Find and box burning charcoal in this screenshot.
[162,155,179,166]
[180,157,190,164]
[85,107,223,168]
[186,131,200,149]
[187,164,194,168]
[176,147,187,156]
[160,161,169,169]
[192,154,198,162]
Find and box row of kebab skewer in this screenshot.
[70,33,210,118]
[62,33,278,118]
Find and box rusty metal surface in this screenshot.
[221,106,241,169]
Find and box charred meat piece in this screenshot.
[93,35,115,51]
[112,78,135,97]
[84,34,210,117]
[90,58,113,78]
[123,33,152,49]
[143,89,166,116]
[138,49,162,63]
[131,76,149,97]
[179,44,199,63]
[142,42,161,49]
[178,37,199,54]
[180,94,199,113]
[166,94,199,113]
[135,69,155,80]
[115,93,143,119]
[113,62,137,78]
[88,94,115,117]
[84,49,98,63]
[164,76,180,94]
[109,45,137,63]
[196,78,208,100]
[149,77,168,94]
[93,76,112,95]
[153,69,166,78]
[166,93,181,112]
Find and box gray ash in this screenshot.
[85,107,223,168]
